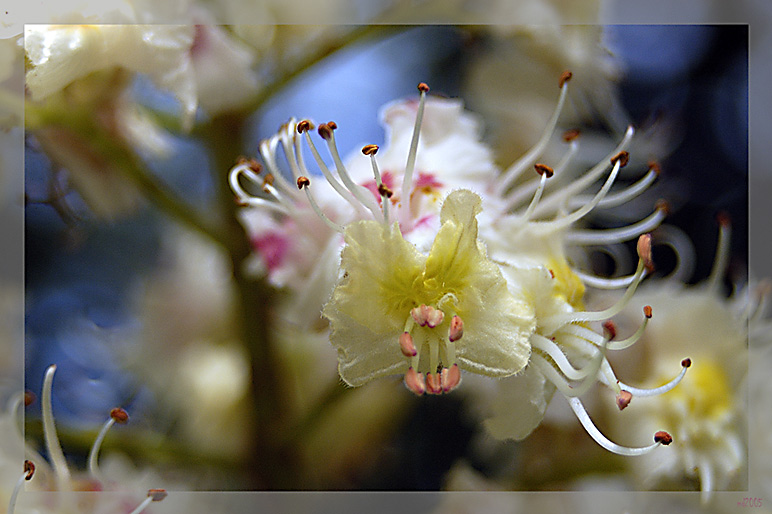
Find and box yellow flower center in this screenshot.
[671,359,733,421]
[548,257,585,309]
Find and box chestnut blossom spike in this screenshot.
[567,396,670,456]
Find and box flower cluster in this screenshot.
[230,73,692,457]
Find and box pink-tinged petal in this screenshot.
[252,232,290,273]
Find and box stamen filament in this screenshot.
[569,166,658,210]
[88,408,128,483]
[323,130,382,219]
[497,77,571,195]
[265,131,303,200]
[301,130,367,216]
[521,169,550,221]
[365,148,390,224]
[228,165,289,214]
[400,83,429,227]
[617,358,690,397]
[88,417,115,482]
[567,396,667,456]
[531,334,588,381]
[604,311,650,350]
[41,365,71,491]
[549,157,623,230]
[541,258,646,331]
[503,139,578,211]
[297,177,344,233]
[566,205,667,245]
[531,125,634,219]
[573,268,639,289]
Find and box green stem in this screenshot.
[203,114,298,489]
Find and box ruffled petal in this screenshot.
[323,220,425,384]
[428,190,534,376]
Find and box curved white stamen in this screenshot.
[228,165,289,214]
[368,153,390,224]
[497,81,570,195]
[88,416,117,483]
[566,206,667,245]
[521,172,549,221]
[261,181,296,212]
[604,313,650,350]
[277,124,305,187]
[302,130,367,216]
[707,215,731,293]
[504,140,578,211]
[617,361,689,397]
[567,336,610,397]
[567,396,665,456]
[531,334,589,381]
[652,225,696,282]
[548,158,622,230]
[573,268,639,289]
[41,365,71,491]
[400,86,428,227]
[530,353,578,397]
[541,259,647,332]
[532,126,634,218]
[268,130,304,200]
[569,167,658,210]
[301,182,344,233]
[324,131,382,220]
[259,135,302,200]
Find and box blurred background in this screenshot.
[2,0,770,511]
